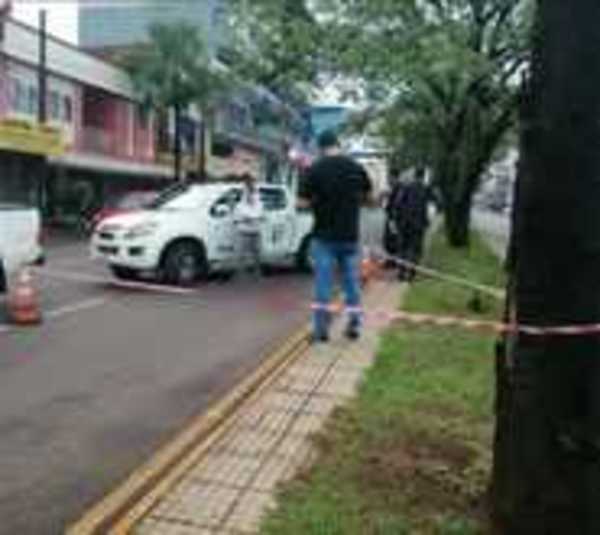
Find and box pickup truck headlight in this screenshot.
[123,222,159,239]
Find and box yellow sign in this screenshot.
[0,119,66,157]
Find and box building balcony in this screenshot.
[79,126,115,156]
[76,125,155,163]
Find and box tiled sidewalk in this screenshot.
[135,279,399,535]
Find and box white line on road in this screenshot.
[45,297,108,320]
[35,267,198,295]
[45,257,96,269]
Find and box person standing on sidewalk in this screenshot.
[384,170,404,260]
[394,170,430,281]
[299,130,373,342]
[234,173,264,277]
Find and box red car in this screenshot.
[91,191,158,231]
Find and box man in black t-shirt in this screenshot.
[299,130,373,342]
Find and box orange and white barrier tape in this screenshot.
[311,302,600,337]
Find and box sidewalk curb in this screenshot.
[66,324,311,535]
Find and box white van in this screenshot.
[91,183,314,285]
[0,204,43,293]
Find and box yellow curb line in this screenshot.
[66,324,311,535]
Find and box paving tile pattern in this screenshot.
[135,280,398,534]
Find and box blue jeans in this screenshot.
[311,238,362,338]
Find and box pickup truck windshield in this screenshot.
[147,184,193,210]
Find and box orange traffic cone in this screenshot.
[8,268,42,325]
[360,250,385,287]
[360,256,376,287]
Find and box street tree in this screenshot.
[328,0,532,246]
[228,0,321,99]
[128,22,229,181]
[493,1,600,533]
[233,0,532,247]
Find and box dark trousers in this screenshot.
[397,226,425,281]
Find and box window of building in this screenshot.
[63,95,73,122]
[10,78,28,114]
[49,90,61,120]
[136,105,150,129]
[27,85,38,116]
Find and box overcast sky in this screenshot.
[12,1,79,43]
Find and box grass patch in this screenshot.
[260,229,505,535]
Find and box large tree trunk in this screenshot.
[444,196,471,247]
[439,164,478,248]
[492,2,600,533]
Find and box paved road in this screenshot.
[0,211,384,535]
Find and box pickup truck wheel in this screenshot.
[162,241,207,287]
[110,266,140,281]
[296,236,313,273]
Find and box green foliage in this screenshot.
[228,0,321,98]
[232,0,533,245]
[327,0,532,245]
[127,22,230,112]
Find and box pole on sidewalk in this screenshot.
[174,104,182,182]
[199,113,206,182]
[37,9,48,218]
[38,9,47,124]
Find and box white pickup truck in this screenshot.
[0,204,43,294]
[91,182,314,285]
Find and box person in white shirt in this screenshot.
[234,173,264,275]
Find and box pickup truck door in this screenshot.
[259,187,295,260]
[208,188,242,262]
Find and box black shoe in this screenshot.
[311,333,330,344]
[344,324,361,341]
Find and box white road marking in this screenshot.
[45,297,108,319]
[34,267,198,295]
[46,257,96,269]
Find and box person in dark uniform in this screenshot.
[394,170,430,281]
[383,170,403,259]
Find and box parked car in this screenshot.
[91,182,314,285]
[90,190,159,232]
[0,203,43,294]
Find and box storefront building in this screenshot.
[0,17,170,224]
[0,16,307,229]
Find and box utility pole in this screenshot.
[37,9,48,218]
[173,104,182,182]
[38,9,47,124]
[198,106,207,182]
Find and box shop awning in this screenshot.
[48,152,173,179]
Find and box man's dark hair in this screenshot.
[317,130,339,150]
